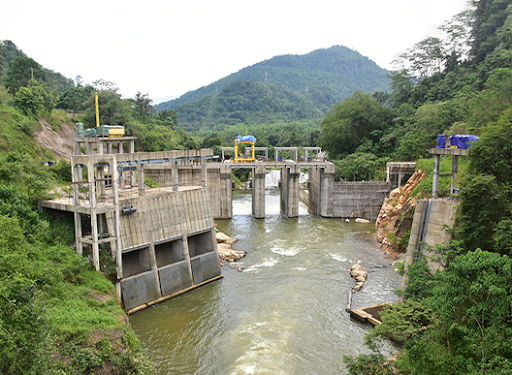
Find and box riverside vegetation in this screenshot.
[2,0,512,371]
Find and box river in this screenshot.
[130,189,401,374]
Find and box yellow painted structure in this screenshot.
[233,136,256,162]
[95,92,100,128]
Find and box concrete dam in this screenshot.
[41,139,392,313]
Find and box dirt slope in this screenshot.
[35,117,76,160]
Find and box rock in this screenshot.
[216,232,238,245]
[217,243,246,262]
[355,218,370,224]
[350,261,368,287]
[375,169,426,254]
[354,282,365,291]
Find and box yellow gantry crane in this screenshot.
[233,135,256,162]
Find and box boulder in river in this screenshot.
[216,231,246,262]
[355,218,370,224]
[350,261,368,290]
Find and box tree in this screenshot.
[318,90,393,159]
[13,80,57,116]
[470,0,511,64]
[153,109,177,129]
[56,85,94,111]
[427,250,512,365]
[13,85,44,116]
[82,89,131,127]
[134,92,153,121]
[454,173,502,252]
[4,57,45,93]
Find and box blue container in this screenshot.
[437,134,446,148]
[278,157,283,162]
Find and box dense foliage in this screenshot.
[173,80,326,131]
[344,2,512,373]
[0,154,150,374]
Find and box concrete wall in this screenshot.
[299,188,309,206]
[404,199,457,273]
[145,165,233,219]
[105,187,221,312]
[327,182,391,219]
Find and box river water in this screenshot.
[130,190,401,374]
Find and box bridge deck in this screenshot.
[207,161,329,169]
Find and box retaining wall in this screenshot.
[404,198,457,273]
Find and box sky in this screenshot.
[2,0,469,102]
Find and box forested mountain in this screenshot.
[172,80,334,132]
[0,40,74,94]
[155,45,390,112]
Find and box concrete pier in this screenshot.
[280,164,301,217]
[252,164,266,218]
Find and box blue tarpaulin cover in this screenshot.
[236,135,256,142]
[437,134,447,148]
[450,134,479,149]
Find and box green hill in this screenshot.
[173,80,335,132]
[155,45,390,121]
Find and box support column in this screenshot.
[86,141,92,155]
[433,154,440,198]
[95,161,105,199]
[148,243,162,298]
[319,163,335,217]
[74,142,83,183]
[182,235,194,285]
[451,155,458,194]
[87,159,100,271]
[72,159,83,255]
[172,161,179,192]
[201,157,207,187]
[219,164,232,219]
[138,164,145,196]
[112,155,124,305]
[129,141,135,186]
[252,164,266,218]
[280,163,300,218]
[308,166,320,214]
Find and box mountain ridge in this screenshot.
[155,45,390,112]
